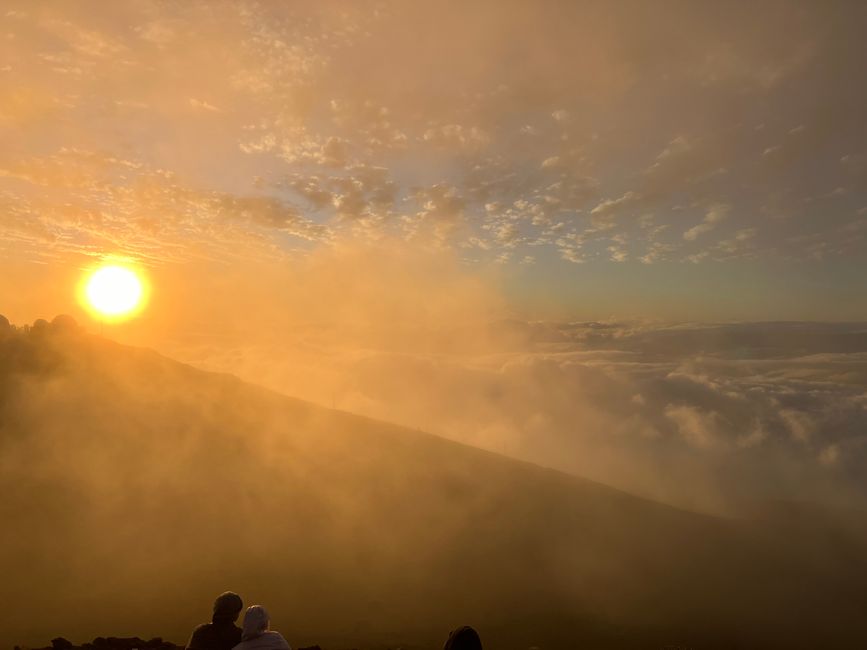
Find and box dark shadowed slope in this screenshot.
[2,322,867,650]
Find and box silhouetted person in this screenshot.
[443,626,482,650]
[231,606,291,650]
[186,591,244,650]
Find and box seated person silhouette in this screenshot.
[443,626,483,650]
[231,605,291,650]
[186,591,244,650]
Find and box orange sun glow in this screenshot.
[80,264,148,321]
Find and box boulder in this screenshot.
[50,314,79,334]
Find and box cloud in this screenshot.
[683,203,730,240]
[664,404,724,450]
[158,309,867,515]
[188,98,221,112]
[1,0,865,278]
[422,124,490,152]
[2,0,867,476]
[591,191,640,217]
[0,149,330,264]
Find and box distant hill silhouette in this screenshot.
[2,319,867,649]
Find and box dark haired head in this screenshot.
[212,591,244,624]
[443,626,482,650]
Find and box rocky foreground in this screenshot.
[16,639,326,650]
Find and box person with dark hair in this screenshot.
[231,605,291,650]
[443,626,483,650]
[186,591,245,650]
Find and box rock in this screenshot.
[50,314,79,334]
[30,319,49,336]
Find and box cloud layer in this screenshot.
[2,1,866,514]
[159,283,867,514]
[1,1,865,321]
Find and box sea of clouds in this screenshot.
[168,315,867,515]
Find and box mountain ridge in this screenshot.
[2,321,867,649]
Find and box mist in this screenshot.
[2,1,867,648]
[3,317,867,650]
[123,243,867,516]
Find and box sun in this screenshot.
[80,264,148,321]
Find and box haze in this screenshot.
[1,1,867,649]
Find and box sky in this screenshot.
[1,0,866,324]
[2,1,867,512]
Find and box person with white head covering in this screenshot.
[231,605,291,650]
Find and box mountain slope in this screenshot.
[2,322,866,649]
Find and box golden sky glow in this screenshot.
[0,0,864,325]
[0,0,866,516]
[2,7,867,647]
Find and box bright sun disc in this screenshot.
[84,265,144,319]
